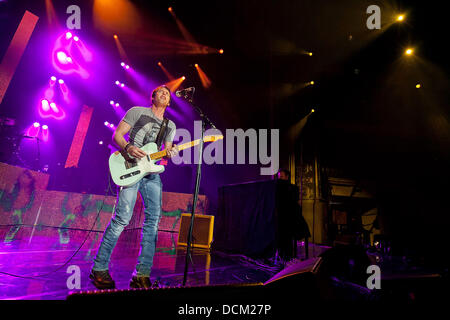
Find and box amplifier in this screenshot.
[177,213,214,249]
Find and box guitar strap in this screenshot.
[155,117,169,151]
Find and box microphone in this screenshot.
[175,87,195,97]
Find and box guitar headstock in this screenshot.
[204,135,224,142]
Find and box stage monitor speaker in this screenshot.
[177,213,214,249]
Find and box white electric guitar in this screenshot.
[109,135,223,187]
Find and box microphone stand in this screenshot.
[180,88,216,286]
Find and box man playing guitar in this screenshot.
[90,85,178,289]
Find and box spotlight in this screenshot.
[66,57,73,63]
[115,103,119,107]
[113,34,118,39]
[109,123,114,128]
[397,14,405,22]
[168,7,173,12]
[49,102,58,112]
[56,51,69,64]
[125,65,130,69]
[158,62,162,66]
[310,81,315,85]
[50,76,57,81]
[58,79,64,84]
[219,49,224,54]
[182,76,186,80]
[416,83,421,88]
[110,100,114,105]
[194,64,198,68]
[66,32,72,40]
[41,99,50,111]
[104,121,109,126]
[33,122,40,128]
[311,109,315,113]
[99,141,103,145]
[309,52,313,56]
[73,36,79,42]
[121,62,125,67]
[120,83,125,87]
[405,48,414,55]
[115,80,120,85]
[42,125,48,130]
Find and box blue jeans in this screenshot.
[93,174,162,276]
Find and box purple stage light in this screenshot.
[110,100,114,105]
[52,32,90,79]
[115,80,120,85]
[49,102,58,112]
[121,62,125,67]
[58,79,64,84]
[42,125,48,130]
[115,103,119,107]
[39,99,65,120]
[49,76,56,87]
[41,99,50,111]
[73,36,79,42]
[104,121,109,126]
[66,32,72,40]
[99,141,103,145]
[109,123,114,128]
[33,122,40,128]
[120,83,125,87]
[56,51,69,64]
[125,65,130,69]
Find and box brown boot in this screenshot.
[130,275,151,289]
[89,269,116,289]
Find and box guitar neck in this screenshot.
[149,139,203,160]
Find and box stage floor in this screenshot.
[0,225,324,300]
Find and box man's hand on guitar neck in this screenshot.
[165,144,178,158]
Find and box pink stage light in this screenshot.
[120,83,125,87]
[121,62,125,67]
[125,65,130,69]
[41,99,50,111]
[109,123,114,128]
[115,80,120,85]
[66,32,72,40]
[50,76,57,86]
[110,100,114,105]
[41,124,49,142]
[39,99,65,120]
[52,32,90,79]
[56,51,70,64]
[104,121,109,126]
[26,122,40,138]
[115,103,119,107]
[58,79,64,84]
[49,102,58,112]
[99,141,103,145]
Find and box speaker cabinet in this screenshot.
[177,213,214,249]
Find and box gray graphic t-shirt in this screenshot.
[122,107,176,149]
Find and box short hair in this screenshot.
[151,85,171,104]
